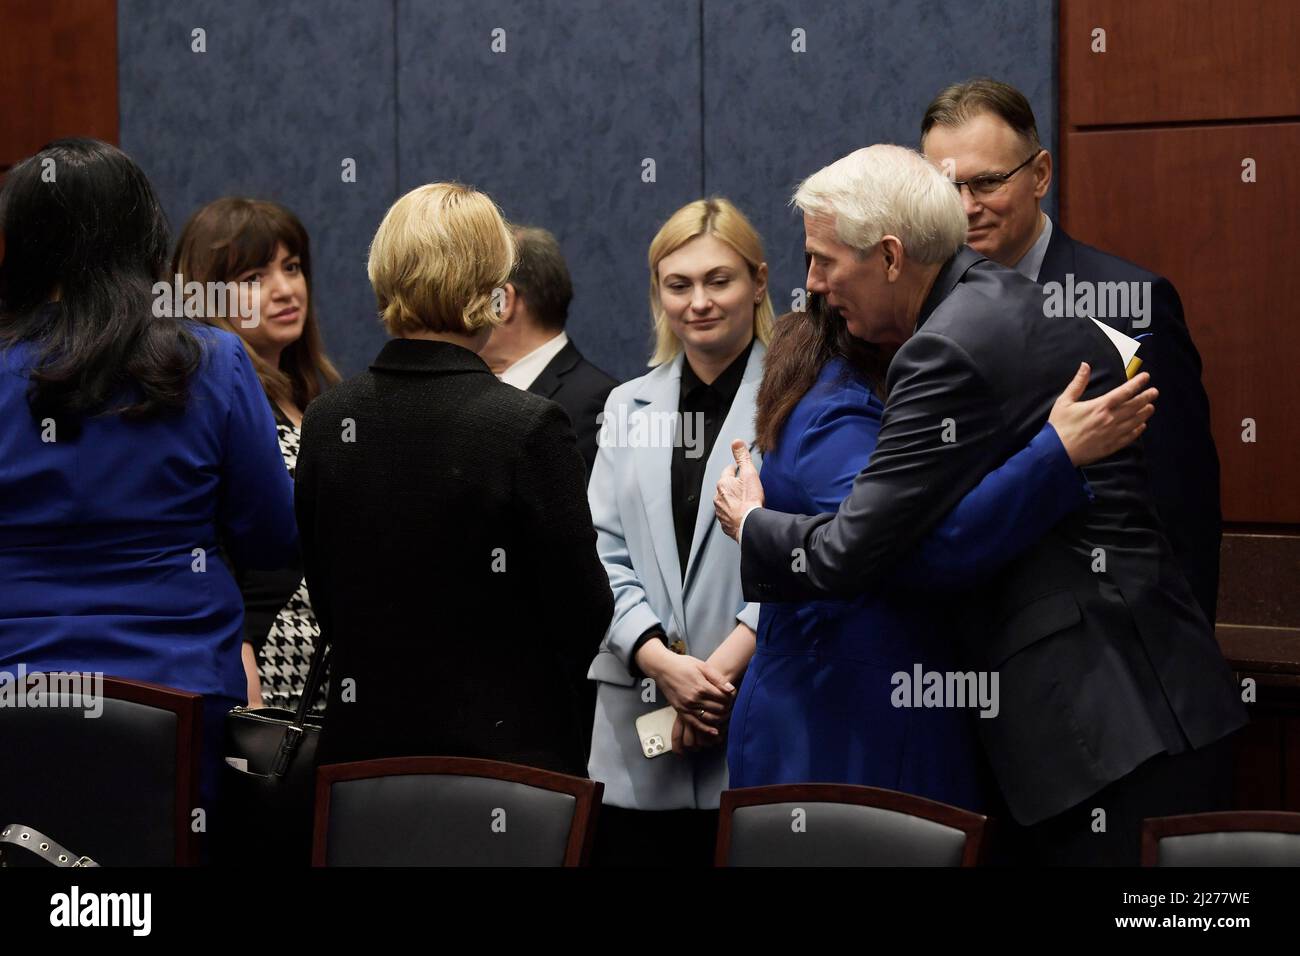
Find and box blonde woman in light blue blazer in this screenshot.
[586,198,773,867]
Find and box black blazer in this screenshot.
[1039,220,1222,623]
[741,248,1247,826]
[526,339,617,476]
[296,339,613,776]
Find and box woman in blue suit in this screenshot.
[727,297,1153,810]
[0,139,298,810]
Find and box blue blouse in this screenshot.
[727,357,1093,805]
[0,322,299,701]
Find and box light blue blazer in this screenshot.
[586,342,764,810]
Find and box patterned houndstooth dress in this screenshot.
[253,414,329,714]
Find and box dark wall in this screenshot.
[703,0,1056,327]
[119,0,397,376]
[393,0,703,381]
[120,0,1055,383]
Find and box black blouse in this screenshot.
[670,339,754,579]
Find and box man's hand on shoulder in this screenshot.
[715,439,764,541]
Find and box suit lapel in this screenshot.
[631,357,687,631]
[525,340,578,400]
[682,342,765,595]
[1037,217,1076,287]
[1039,221,1131,333]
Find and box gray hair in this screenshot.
[792,144,967,265]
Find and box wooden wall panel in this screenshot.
[0,0,118,169]
[1063,123,1300,523]
[1063,1,1300,805]
[1062,0,1300,126]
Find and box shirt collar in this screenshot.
[498,330,568,390]
[1012,212,1053,283]
[680,337,754,403]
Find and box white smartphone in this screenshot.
[635,705,678,759]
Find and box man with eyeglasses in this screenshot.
[914,78,1228,865]
[921,78,1221,631]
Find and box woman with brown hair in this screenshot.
[172,198,340,711]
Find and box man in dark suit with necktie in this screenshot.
[714,144,1246,865]
[480,225,617,477]
[920,77,1222,625]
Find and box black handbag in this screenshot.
[221,636,329,864]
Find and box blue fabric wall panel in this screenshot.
[116,1,1056,382]
[702,0,1056,320]
[396,0,702,383]
[118,0,396,376]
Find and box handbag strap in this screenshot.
[0,824,99,867]
[293,632,330,727]
[264,632,331,778]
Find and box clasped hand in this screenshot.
[634,639,737,754]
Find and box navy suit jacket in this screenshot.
[527,339,617,477]
[1039,220,1222,623]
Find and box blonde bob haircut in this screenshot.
[647,197,775,367]
[367,182,515,336]
[792,144,967,266]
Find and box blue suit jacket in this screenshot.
[727,357,1092,808]
[0,323,299,701]
[586,343,764,810]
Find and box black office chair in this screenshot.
[313,756,602,866]
[1142,811,1300,866]
[716,783,988,866]
[0,674,202,866]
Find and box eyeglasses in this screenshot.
[950,149,1043,198]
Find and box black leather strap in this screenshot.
[0,824,99,867]
[295,637,330,727]
[257,636,329,779]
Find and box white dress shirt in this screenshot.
[498,331,568,390]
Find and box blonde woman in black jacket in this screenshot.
[296,183,613,774]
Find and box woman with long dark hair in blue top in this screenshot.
[0,139,299,819]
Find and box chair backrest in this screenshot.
[717,784,987,866]
[0,674,201,865]
[313,757,602,866]
[1142,811,1300,866]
